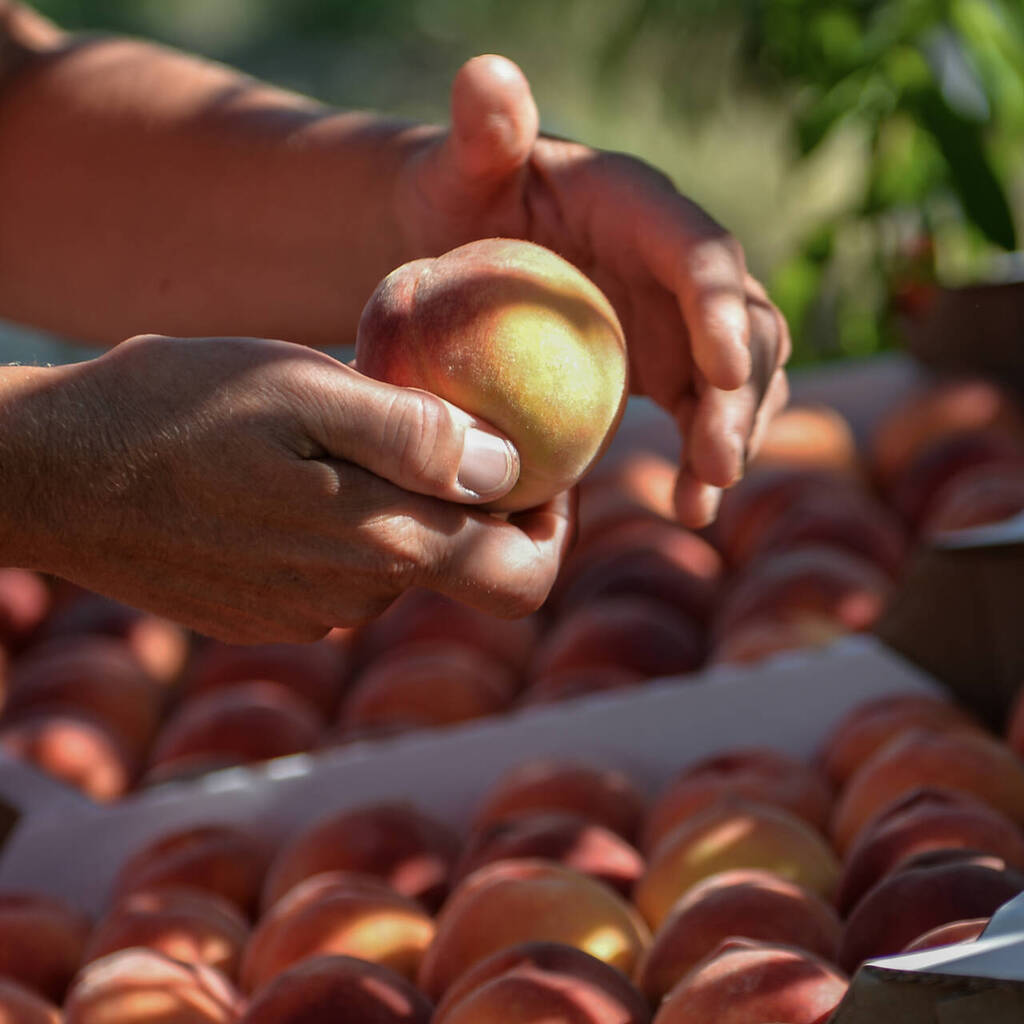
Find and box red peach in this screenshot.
[714,545,892,640]
[830,728,1024,855]
[869,377,1024,490]
[710,614,847,665]
[239,955,431,1024]
[4,636,162,758]
[531,597,704,680]
[553,519,723,624]
[0,979,62,1024]
[472,760,646,844]
[818,694,980,791]
[637,869,842,1005]
[454,812,645,897]
[902,917,989,953]
[837,852,1024,972]
[519,666,647,706]
[922,461,1024,536]
[38,593,189,688]
[113,825,271,919]
[355,237,628,512]
[352,588,539,677]
[651,939,848,1024]
[183,640,346,719]
[417,859,651,1001]
[241,872,435,992]
[339,643,516,730]
[0,892,91,1001]
[836,787,1024,915]
[634,801,841,928]
[83,888,249,981]
[642,749,833,853]
[0,711,136,802]
[146,682,322,777]
[65,949,240,1024]
[262,803,459,913]
[433,942,651,1024]
[751,405,861,479]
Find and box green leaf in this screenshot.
[913,85,1018,249]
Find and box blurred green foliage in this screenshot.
[29,0,1024,365]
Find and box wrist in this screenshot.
[0,361,76,571]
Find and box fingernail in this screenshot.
[458,428,518,498]
[696,485,723,527]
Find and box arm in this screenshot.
[0,2,427,346]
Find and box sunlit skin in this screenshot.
[0,4,788,642]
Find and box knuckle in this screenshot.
[383,389,452,488]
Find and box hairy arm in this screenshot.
[0,3,428,347]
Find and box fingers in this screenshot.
[643,192,752,392]
[303,362,520,505]
[673,280,789,525]
[446,54,539,188]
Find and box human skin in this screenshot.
[0,3,788,641]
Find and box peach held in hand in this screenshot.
[356,238,628,512]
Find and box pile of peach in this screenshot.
[1,373,1023,803]
[2,690,1024,1023]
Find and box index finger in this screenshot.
[642,193,752,392]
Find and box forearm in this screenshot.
[0,6,434,347]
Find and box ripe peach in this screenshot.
[113,825,271,919]
[0,979,62,1024]
[146,682,322,778]
[352,588,539,677]
[519,666,647,706]
[65,949,240,1024]
[355,237,628,512]
[83,888,249,981]
[714,545,892,639]
[633,801,841,928]
[637,869,842,1005]
[39,593,189,688]
[837,852,1024,972]
[750,404,860,479]
[922,461,1024,536]
[902,917,989,953]
[0,569,50,652]
[3,636,162,758]
[531,597,704,680]
[836,787,1024,915]
[183,640,346,720]
[262,802,459,913]
[575,450,677,552]
[869,377,1024,490]
[711,468,860,568]
[433,942,650,1024]
[889,432,1024,529]
[241,872,435,992]
[471,760,646,844]
[0,892,91,1001]
[0,711,136,802]
[709,614,846,666]
[642,749,833,853]
[339,643,516,730]
[240,955,432,1024]
[818,694,980,791]
[742,490,907,578]
[651,939,848,1024]
[553,520,722,624]
[454,812,645,897]
[417,859,650,1000]
[830,728,1024,855]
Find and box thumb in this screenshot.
[307,364,520,505]
[445,54,539,187]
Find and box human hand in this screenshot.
[397,54,791,527]
[17,335,570,642]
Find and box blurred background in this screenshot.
[5,0,1024,367]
